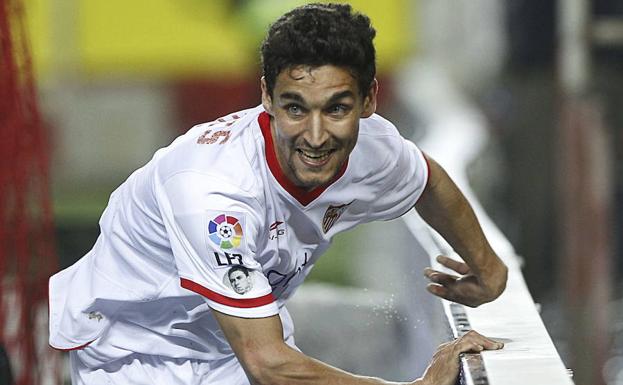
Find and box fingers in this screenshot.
[423,255,468,284]
[424,267,468,301]
[436,255,471,275]
[424,257,490,306]
[424,267,463,302]
[454,330,504,354]
[426,283,451,300]
[424,267,458,303]
[424,268,459,286]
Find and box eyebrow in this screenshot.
[327,90,355,103]
[279,92,305,103]
[278,90,356,105]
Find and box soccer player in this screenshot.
[49,3,508,385]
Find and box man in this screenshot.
[228,266,254,295]
[49,3,508,384]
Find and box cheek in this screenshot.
[334,121,359,145]
[274,125,305,153]
[274,132,297,157]
[272,116,300,140]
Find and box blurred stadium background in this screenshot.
[1,0,622,384]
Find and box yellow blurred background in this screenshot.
[25,0,413,82]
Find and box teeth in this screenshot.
[299,149,331,160]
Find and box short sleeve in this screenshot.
[368,137,430,221]
[158,171,278,318]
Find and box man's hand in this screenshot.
[424,255,507,307]
[415,330,504,385]
[415,154,508,307]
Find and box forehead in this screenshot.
[273,65,359,101]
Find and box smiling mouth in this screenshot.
[297,149,335,166]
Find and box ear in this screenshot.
[260,77,273,114]
[360,78,378,118]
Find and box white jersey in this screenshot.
[49,105,429,368]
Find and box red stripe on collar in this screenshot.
[258,111,348,206]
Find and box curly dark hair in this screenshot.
[261,3,376,97]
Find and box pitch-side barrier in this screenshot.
[397,62,574,385]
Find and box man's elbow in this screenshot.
[240,345,296,385]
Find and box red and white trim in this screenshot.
[50,339,95,352]
[180,278,275,308]
[49,272,100,352]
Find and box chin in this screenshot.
[296,172,335,189]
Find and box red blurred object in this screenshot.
[0,0,60,383]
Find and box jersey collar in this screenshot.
[258,111,348,206]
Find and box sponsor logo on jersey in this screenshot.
[213,252,243,267]
[267,252,309,292]
[322,201,353,233]
[208,214,243,249]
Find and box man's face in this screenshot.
[229,270,251,294]
[262,65,377,191]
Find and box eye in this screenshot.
[327,104,350,116]
[285,104,305,116]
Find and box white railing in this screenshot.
[397,61,574,385]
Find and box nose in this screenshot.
[306,112,329,148]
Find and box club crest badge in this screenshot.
[322,201,353,233]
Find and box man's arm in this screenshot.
[212,309,502,385]
[415,154,508,307]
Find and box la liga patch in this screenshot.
[208,213,244,249]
